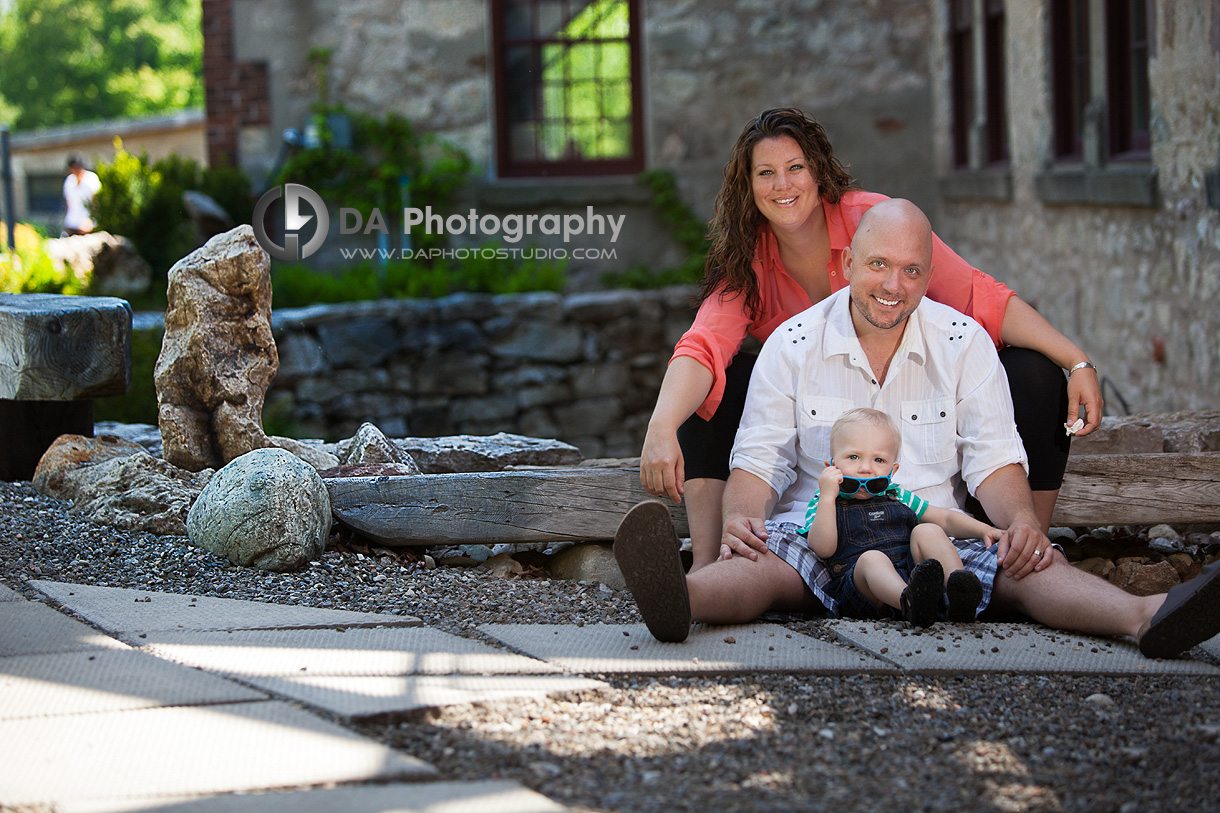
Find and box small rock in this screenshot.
[1047,527,1077,542]
[482,552,525,578]
[1167,552,1203,582]
[459,544,495,563]
[1085,693,1115,707]
[340,422,422,472]
[33,434,146,500]
[1149,537,1184,555]
[1147,523,1181,542]
[1109,560,1181,596]
[548,542,626,590]
[1073,557,1115,580]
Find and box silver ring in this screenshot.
[1034,549,1042,556]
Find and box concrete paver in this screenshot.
[61,780,567,813]
[828,620,1220,675]
[480,622,897,675]
[0,700,436,807]
[0,597,129,657]
[0,582,21,600]
[240,673,609,718]
[31,580,422,633]
[0,648,266,719]
[130,626,564,676]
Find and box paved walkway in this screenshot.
[3,579,1218,811]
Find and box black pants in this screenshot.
[677,347,1071,490]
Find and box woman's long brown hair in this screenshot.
[699,108,857,319]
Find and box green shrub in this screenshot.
[601,168,709,289]
[0,223,85,294]
[270,245,567,308]
[93,139,255,277]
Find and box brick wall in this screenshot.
[201,0,271,167]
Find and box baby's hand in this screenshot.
[982,526,1004,549]
[818,464,843,497]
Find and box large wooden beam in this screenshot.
[0,293,132,400]
[327,468,688,546]
[1053,452,1220,526]
[328,453,1220,546]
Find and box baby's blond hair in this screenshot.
[829,407,902,458]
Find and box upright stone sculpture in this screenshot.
[155,226,278,471]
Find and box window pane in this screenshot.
[536,0,565,39]
[495,0,641,175]
[504,46,537,124]
[504,0,531,39]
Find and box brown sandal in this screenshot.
[613,500,691,643]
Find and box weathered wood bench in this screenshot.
[326,450,1220,546]
[0,293,132,480]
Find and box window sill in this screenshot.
[475,178,653,208]
[938,169,1013,201]
[1034,166,1159,207]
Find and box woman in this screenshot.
[640,108,1102,571]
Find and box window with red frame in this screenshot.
[492,0,644,177]
[1050,0,1150,163]
[949,0,1008,169]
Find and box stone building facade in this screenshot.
[204,1,1220,416]
[928,0,1220,413]
[207,0,942,277]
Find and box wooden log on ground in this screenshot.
[1053,452,1220,526]
[326,468,688,546]
[329,452,1220,546]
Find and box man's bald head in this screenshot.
[841,198,936,335]
[851,198,934,266]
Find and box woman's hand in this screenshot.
[1066,366,1103,437]
[639,426,685,504]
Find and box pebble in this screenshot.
[4,480,1220,811]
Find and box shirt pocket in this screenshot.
[798,396,853,463]
[900,398,957,465]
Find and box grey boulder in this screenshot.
[187,448,331,571]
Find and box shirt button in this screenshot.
[911,414,918,420]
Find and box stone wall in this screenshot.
[266,288,700,458]
[927,0,1220,413]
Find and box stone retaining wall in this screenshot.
[264,288,701,457]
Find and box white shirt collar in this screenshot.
[823,288,928,373]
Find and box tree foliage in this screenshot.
[0,0,203,131]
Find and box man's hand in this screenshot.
[995,520,1054,579]
[720,516,770,561]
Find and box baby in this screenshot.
[801,408,1003,627]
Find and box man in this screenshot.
[615,198,1220,657]
[63,155,101,236]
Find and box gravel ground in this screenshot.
[3,479,1220,812]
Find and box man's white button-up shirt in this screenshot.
[730,288,1028,527]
